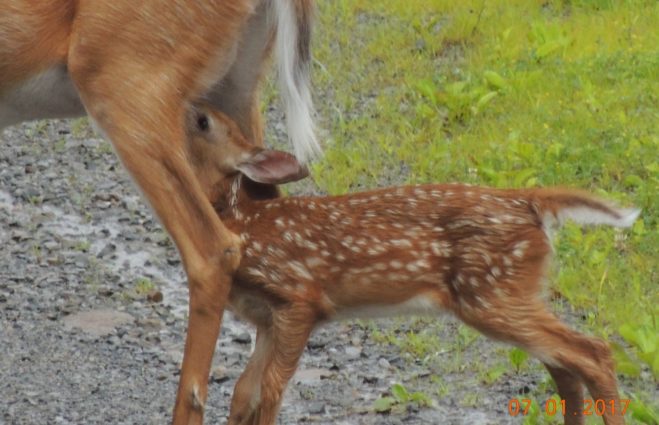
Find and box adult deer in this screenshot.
[184,103,637,425]
[1,1,317,424]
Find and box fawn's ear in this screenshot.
[236,149,309,184]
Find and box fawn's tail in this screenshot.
[272,0,322,163]
[529,188,640,229]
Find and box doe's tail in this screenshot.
[530,188,640,229]
[272,0,322,163]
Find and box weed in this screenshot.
[73,240,90,253]
[70,117,90,138]
[134,277,155,295]
[509,348,530,374]
[54,137,67,153]
[373,383,433,414]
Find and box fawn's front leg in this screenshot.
[241,305,315,425]
[228,325,275,425]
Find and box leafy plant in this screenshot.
[482,364,507,385]
[509,348,530,373]
[134,277,155,295]
[619,318,659,380]
[373,383,433,414]
[628,396,659,425]
[529,22,572,61]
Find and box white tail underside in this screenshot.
[555,206,641,228]
[273,0,322,163]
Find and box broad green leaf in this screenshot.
[547,142,564,159]
[415,79,437,105]
[611,343,641,377]
[513,168,537,187]
[373,396,396,413]
[483,70,507,90]
[484,365,507,384]
[509,348,529,372]
[391,383,409,402]
[476,91,498,111]
[619,324,639,347]
[623,175,644,188]
[535,40,563,59]
[629,399,659,424]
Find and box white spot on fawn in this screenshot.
[513,240,530,258]
[406,263,420,273]
[247,268,267,279]
[391,239,413,248]
[288,261,314,280]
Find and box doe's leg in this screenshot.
[66,2,254,424]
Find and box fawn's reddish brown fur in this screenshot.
[186,104,639,425]
[1,1,316,423]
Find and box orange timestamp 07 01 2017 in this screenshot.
[508,398,631,417]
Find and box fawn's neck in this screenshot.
[215,175,280,227]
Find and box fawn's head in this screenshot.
[185,102,309,206]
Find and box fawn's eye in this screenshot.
[197,114,209,132]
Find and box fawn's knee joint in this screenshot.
[220,232,242,271]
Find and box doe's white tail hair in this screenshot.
[272,0,322,163]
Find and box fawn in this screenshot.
[1,1,316,422]
[185,103,639,425]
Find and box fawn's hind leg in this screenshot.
[459,301,623,425]
[545,365,585,425]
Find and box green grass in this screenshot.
[269,0,658,421]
